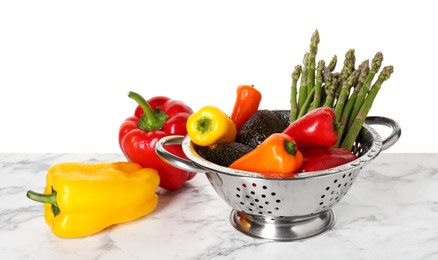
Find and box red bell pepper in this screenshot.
[299,146,358,172]
[282,107,338,148]
[119,91,196,191]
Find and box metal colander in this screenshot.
[156,116,401,241]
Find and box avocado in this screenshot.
[236,109,286,148]
[196,142,253,167]
[271,110,291,129]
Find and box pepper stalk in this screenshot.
[128,91,169,131]
[27,187,60,216]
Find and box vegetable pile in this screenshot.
[190,29,394,178]
[290,30,394,150]
[26,29,394,239]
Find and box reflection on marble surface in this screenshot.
[1,153,438,259]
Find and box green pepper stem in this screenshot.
[196,116,212,134]
[26,187,61,216]
[128,91,168,131]
[284,141,298,156]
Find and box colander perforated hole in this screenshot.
[235,183,282,216]
[317,173,357,212]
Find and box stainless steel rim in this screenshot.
[181,122,383,179]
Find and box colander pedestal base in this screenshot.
[229,209,336,241]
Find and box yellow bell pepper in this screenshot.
[187,105,237,146]
[26,162,159,238]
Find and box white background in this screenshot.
[0,0,435,153]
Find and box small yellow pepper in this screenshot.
[187,105,237,146]
[26,162,159,238]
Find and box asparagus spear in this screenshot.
[340,49,356,84]
[341,66,394,150]
[307,30,320,97]
[322,68,334,107]
[335,60,370,146]
[297,88,315,119]
[349,52,384,128]
[333,68,361,122]
[322,55,337,88]
[327,55,338,72]
[311,60,326,110]
[290,65,302,122]
[298,52,310,110]
[323,72,340,107]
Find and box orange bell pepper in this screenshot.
[230,85,262,131]
[229,133,303,178]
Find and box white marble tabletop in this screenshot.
[1,153,437,259]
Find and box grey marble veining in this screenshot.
[1,153,438,259]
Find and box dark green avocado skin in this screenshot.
[197,142,253,167]
[235,110,288,148]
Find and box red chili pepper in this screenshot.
[119,91,196,191]
[282,107,338,148]
[230,85,262,131]
[299,146,358,172]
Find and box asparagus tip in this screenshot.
[311,29,320,45]
[292,65,302,80]
[380,65,394,80]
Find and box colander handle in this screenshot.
[155,135,207,173]
[365,116,401,151]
